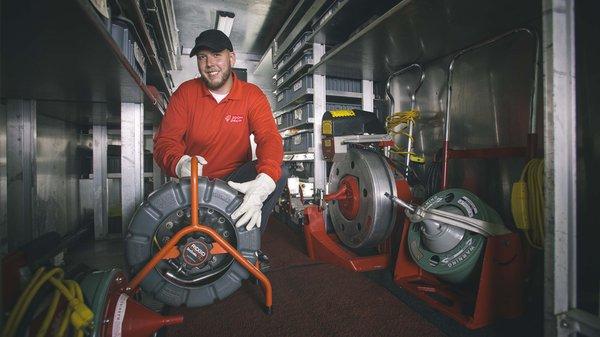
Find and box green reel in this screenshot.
[407,189,503,283]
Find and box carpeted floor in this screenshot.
[165,218,447,337]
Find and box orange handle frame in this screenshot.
[126,158,273,313]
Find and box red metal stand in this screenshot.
[303,205,390,272]
[393,219,525,329]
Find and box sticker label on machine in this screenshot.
[457,196,478,217]
[294,108,303,120]
[442,237,477,268]
[330,110,355,118]
[322,121,333,135]
[111,293,129,337]
[293,134,302,145]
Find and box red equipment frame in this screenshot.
[124,158,273,313]
[303,179,411,272]
[393,218,525,329]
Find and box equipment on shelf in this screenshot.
[304,109,411,272]
[389,189,525,329]
[125,158,273,311]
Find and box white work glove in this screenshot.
[175,155,208,178]
[228,173,276,231]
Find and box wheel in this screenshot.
[125,177,260,307]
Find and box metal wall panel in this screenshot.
[385,28,540,221]
[36,114,82,236]
[6,100,37,249]
[0,102,7,255]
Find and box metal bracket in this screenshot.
[385,193,510,237]
[558,309,600,337]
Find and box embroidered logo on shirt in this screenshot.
[224,115,244,123]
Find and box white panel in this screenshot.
[361,80,374,112]
[93,125,108,239]
[543,0,578,336]
[121,103,144,235]
[152,126,165,190]
[312,43,327,192]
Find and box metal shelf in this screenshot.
[276,60,314,90]
[272,0,329,63]
[307,0,398,46]
[309,0,540,81]
[278,120,315,133]
[284,153,316,162]
[120,0,172,95]
[1,0,165,124]
[284,150,315,156]
[280,89,362,111]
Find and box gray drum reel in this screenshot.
[125,177,260,307]
[327,147,398,248]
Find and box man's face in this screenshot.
[197,49,236,90]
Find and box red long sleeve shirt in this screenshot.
[154,74,283,181]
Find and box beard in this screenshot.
[200,66,232,90]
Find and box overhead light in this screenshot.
[216,11,235,37]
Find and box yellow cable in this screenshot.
[511,159,544,249]
[36,286,61,337]
[385,110,425,163]
[57,282,76,337]
[2,267,46,337]
[2,267,94,337]
[5,268,64,337]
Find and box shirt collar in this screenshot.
[198,72,242,101]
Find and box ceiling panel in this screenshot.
[174,0,297,56]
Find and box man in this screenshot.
[154,29,286,233]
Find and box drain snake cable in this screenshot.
[385,110,425,163]
[511,159,544,249]
[2,267,93,337]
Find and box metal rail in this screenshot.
[441,28,540,188]
[385,63,425,176]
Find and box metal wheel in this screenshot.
[327,147,398,248]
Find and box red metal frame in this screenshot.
[441,134,536,189]
[303,205,390,272]
[303,177,411,272]
[393,218,525,329]
[125,159,273,313]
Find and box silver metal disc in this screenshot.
[327,148,397,248]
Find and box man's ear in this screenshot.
[229,51,236,66]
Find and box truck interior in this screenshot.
[1,0,599,336]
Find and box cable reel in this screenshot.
[327,147,399,249]
[125,177,260,307]
[406,189,503,283]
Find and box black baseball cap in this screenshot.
[190,29,233,57]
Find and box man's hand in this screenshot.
[228,173,276,231]
[175,155,208,178]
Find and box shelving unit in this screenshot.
[2,0,169,122]
[2,0,177,239]
[266,0,402,228]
